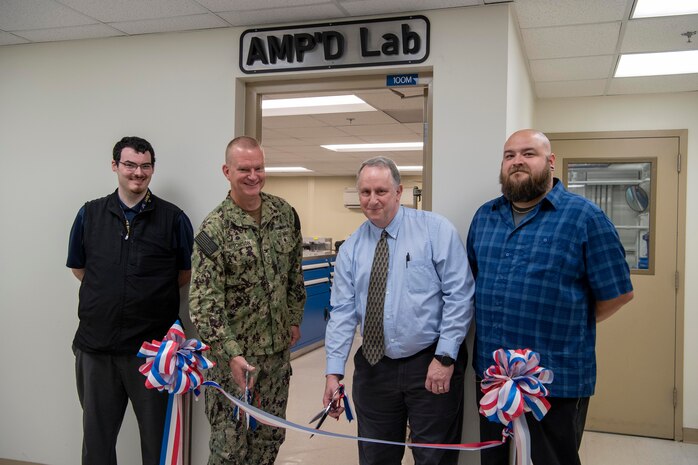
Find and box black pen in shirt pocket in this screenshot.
[406,252,411,268]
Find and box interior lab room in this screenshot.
[1,1,698,464]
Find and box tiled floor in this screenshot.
[277,342,698,465]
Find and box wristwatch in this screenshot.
[434,354,455,367]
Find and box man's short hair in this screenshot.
[225,136,264,162]
[358,156,401,187]
[113,136,155,163]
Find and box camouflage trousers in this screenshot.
[205,350,291,465]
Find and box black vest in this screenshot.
[73,190,182,354]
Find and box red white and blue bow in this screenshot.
[139,325,555,461]
[479,348,553,465]
[138,321,215,465]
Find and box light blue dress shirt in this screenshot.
[326,206,475,376]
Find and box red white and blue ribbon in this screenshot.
[139,324,553,459]
[202,380,504,451]
[479,349,553,465]
[138,321,215,465]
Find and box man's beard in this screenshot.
[500,163,551,203]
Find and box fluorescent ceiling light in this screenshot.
[262,95,376,117]
[397,165,423,172]
[322,142,424,152]
[264,166,312,173]
[632,0,698,18]
[615,50,698,77]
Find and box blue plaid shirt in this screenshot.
[467,179,632,397]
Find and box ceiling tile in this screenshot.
[265,155,312,164]
[522,22,621,59]
[263,115,329,128]
[15,24,123,42]
[340,0,482,16]
[259,128,287,139]
[0,0,96,30]
[359,134,424,143]
[297,136,370,145]
[110,14,228,35]
[196,0,331,12]
[217,4,346,27]
[622,15,698,53]
[262,137,309,147]
[58,0,206,22]
[403,122,424,134]
[0,31,29,45]
[283,144,337,153]
[530,55,615,81]
[383,109,424,123]
[514,0,628,29]
[311,111,397,126]
[357,88,426,111]
[274,126,350,138]
[340,123,415,136]
[535,79,607,98]
[609,74,698,95]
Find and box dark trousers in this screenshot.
[476,380,589,465]
[74,347,168,465]
[353,343,467,465]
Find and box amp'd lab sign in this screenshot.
[240,16,430,74]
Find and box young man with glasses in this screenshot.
[67,136,194,465]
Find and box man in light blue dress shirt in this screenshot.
[323,157,475,465]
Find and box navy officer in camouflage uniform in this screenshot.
[189,135,306,465]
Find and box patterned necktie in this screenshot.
[362,229,389,365]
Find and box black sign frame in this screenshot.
[239,15,430,74]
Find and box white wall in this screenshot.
[0,5,515,465]
[430,5,510,230]
[0,28,240,465]
[506,8,535,136]
[535,92,698,430]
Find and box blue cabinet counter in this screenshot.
[292,254,336,356]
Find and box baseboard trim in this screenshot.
[684,427,698,444]
[0,460,44,465]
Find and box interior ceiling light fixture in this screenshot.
[615,50,698,77]
[632,0,698,18]
[264,166,312,173]
[397,165,423,172]
[262,95,376,117]
[322,142,424,152]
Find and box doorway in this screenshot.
[241,73,432,250]
[550,130,687,440]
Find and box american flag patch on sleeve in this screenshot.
[195,231,219,258]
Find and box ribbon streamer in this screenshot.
[138,321,215,465]
[203,380,504,451]
[479,348,553,465]
[139,324,554,460]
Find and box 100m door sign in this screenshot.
[239,16,430,74]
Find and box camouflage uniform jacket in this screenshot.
[189,192,306,362]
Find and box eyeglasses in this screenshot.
[119,161,154,172]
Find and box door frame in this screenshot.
[549,129,687,440]
[237,69,434,209]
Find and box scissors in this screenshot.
[232,368,257,431]
[309,384,345,437]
